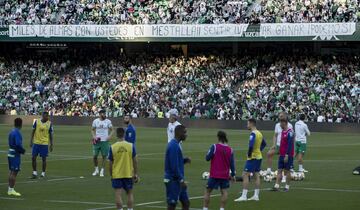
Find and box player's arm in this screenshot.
[107,123,114,140]
[170,146,184,182]
[260,138,267,151]
[49,123,54,152]
[30,120,36,147]
[271,132,277,149]
[132,145,139,182]
[247,133,256,158]
[15,134,25,154]
[286,132,294,156]
[305,124,311,136]
[230,150,236,179]
[108,147,113,178]
[205,144,215,161]
[91,120,97,138]
[132,129,136,142]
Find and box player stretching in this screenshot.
[235,119,266,202]
[167,109,181,142]
[295,114,311,172]
[124,115,136,145]
[272,117,294,192]
[164,125,191,210]
[109,128,139,210]
[91,110,113,177]
[7,118,26,196]
[30,111,54,178]
[203,131,236,210]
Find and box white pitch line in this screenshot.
[144,206,203,210]
[0,157,90,165]
[0,177,78,186]
[0,196,25,200]
[87,194,221,210]
[47,177,77,182]
[45,199,114,205]
[87,206,115,210]
[294,187,360,193]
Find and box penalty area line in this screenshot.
[87,194,221,210]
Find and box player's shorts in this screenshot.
[8,157,21,172]
[112,178,133,191]
[32,144,49,158]
[206,178,230,190]
[295,142,307,154]
[278,156,294,170]
[165,180,189,205]
[244,159,262,173]
[93,141,110,157]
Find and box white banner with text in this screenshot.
[9,24,249,38]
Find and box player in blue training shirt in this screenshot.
[124,115,136,145]
[164,125,191,210]
[7,118,26,196]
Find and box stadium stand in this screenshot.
[0,53,359,122]
[0,0,359,25]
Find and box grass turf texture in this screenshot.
[0,124,359,210]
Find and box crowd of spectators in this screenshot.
[0,53,359,122]
[0,0,359,25]
[249,0,360,23]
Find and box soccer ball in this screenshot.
[202,172,210,180]
[264,174,272,182]
[259,170,266,177]
[290,172,296,180]
[299,172,305,180]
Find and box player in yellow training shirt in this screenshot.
[30,112,54,178]
[108,128,139,210]
[235,118,267,202]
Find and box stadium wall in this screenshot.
[0,116,358,133]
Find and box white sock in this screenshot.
[95,167,99,171]
[41,172,45,176]
[267,168,271,172]
[8,187,14,192]
[33,171,38,175]
[220,208,224,210]
[127,208,133,210]
[299,165,304,171]
[203,208,208,210]
[254,189,260,197]
[242,189,248,198]
[274,183,280,188]
[285,185,290,189]
[100,168,104,172]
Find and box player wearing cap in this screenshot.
[167,109,181,143]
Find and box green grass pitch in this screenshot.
[0,124,359,210]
